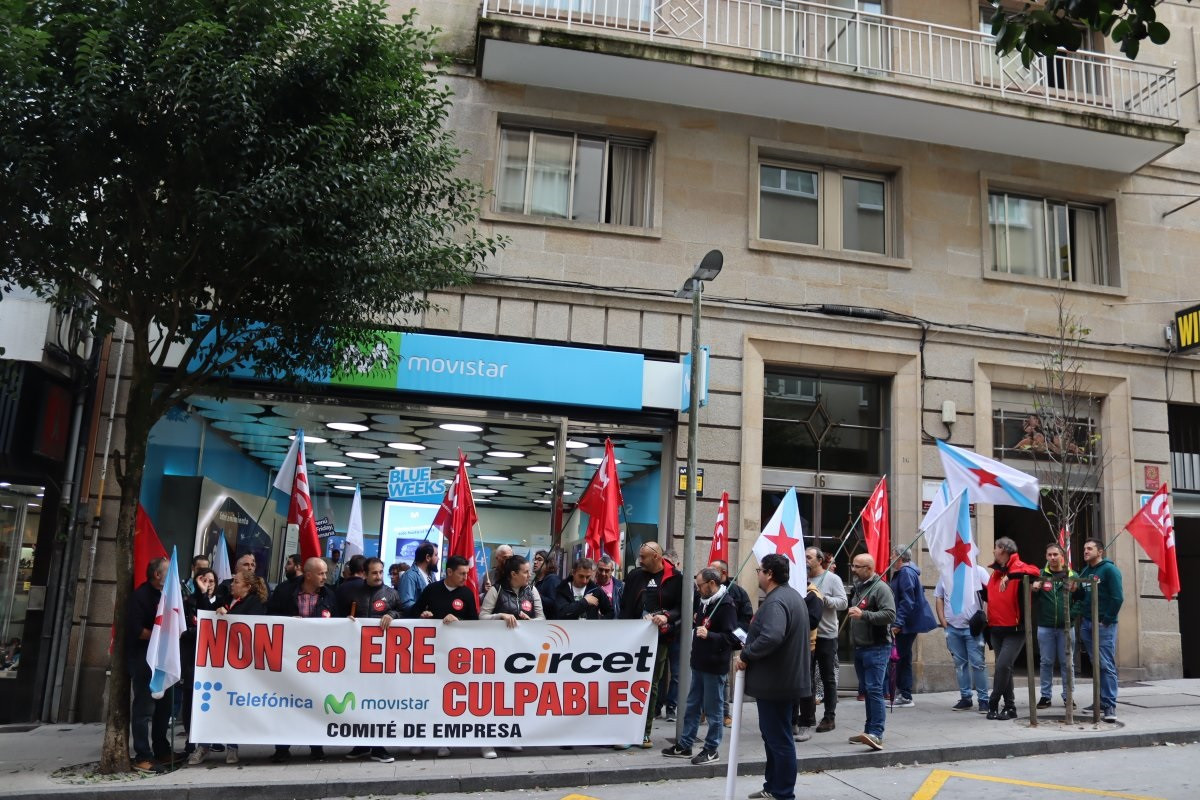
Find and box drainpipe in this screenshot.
[66,321,127,722]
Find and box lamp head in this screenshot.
[691,249,723,282]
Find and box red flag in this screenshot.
[133,504,168,589]
[440,452,480,609]
[862,477,890,576]
[578,439,624,564]
[1125,484,1180,601]
[707,491,730,564]
[285,434,321,563]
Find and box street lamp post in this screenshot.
[674,249,722,740]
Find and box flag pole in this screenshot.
[837,528,927,634]
[723,669,746,800]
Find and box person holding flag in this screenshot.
[1072,537,1124,723]
[846,553,895,751]
[984,537,1040,720]
[126,556,171,773]
[619,541,682,749]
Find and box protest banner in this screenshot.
[190,613,657,747]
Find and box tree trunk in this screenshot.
[97,368,156,774]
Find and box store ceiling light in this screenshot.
[473,488,498,495]
[290,434,328,444]
[28,503,39,507]
[487,451,523,458]
[439,423,483,433]
[534,499,552,505]
[327,422,370,432]
[345,452,380,460]
[334,485,357,491]
[324,474,354,480]
[437,459,470,467]
[548,439,588,449]
[0,482,10,487]
[475,475,508,482]
[584,457,621,465]
[313,460,346,468]
[527,465,553,473]
[387,442,426,451]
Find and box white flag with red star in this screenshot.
[937,439,1040,509]
[752,487,806,592]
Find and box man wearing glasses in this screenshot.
[593,555,623,619]
[737,554,809,800]
[846,554,896,751]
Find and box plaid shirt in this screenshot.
[296,590,319,618]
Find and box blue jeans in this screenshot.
[944,625,989,705]
[894,632,917,698]
[854,644,890,739]
[1037,626,1074,701]
[755,698,796,800]
[679,668,725,752]
[1080,620,1118,710]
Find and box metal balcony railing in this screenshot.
[482,0,1180,124]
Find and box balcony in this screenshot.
[478,0,1185,172]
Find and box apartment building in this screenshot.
[39,0,1200,723]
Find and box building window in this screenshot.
[763,371,887,474]
[759,163,890,255]
[988,191,1109,285]
[496,126,652,227]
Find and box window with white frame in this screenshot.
[759,162,890,255]
[988,191,1109,286]
[496,126,652,228]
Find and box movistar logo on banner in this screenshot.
[324,692,356,715]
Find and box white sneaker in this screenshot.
[187,747,208,766]
[225,748,239,765]
[480,747,497,759]
[793,726,813,742]
[436,747,451,758]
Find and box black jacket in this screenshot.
[226,593,267,616]
[268,579,339,618]
[742,583,810,702]
[535,573,562,620]
[726,580,754,630]
[344,582,402,619]
[125,582,161,667]
[411,580,480,621]
[690,591,740,674]
[620,566,683,640]
[335,577,366,617]
[554,580,613,620]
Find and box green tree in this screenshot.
[988,1,1188,62]
[0,0,500,772]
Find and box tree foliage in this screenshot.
[0,0,501,771]
[988,0,1187,63]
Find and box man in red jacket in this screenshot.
[985,537,1040,720]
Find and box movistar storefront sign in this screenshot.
[331,333,645,410]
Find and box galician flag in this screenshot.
[210,535,232,584]
[752,487,806,592]
[919,479,951,532]
[147,547,185,699]
[922,489,980,618]
[344,485,365,561]
[936,439,1040,509]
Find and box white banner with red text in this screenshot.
[189,612,658,746]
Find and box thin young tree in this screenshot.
[1014,294,1110,723]
[0,0,501,772]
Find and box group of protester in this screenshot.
[127,533,1124,789]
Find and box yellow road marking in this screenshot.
[911,769,1167,800]
[559,795,600,800]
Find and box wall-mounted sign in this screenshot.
[388,467,446,504]
[677,465,705,496]
[1174,303,1200,353]
[1145,465,1161,492]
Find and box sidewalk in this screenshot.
[3,679,1198,800]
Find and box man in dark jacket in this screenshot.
[847,554,896,750]
[343,557,400,762]
[594,555,623,619]
[620,541,682,749]
[334,554,367,617]
[1073,537,1124,723]
[267,557,336,763]
[711,558,752,726]
[738,553,809,800]
[663,567,739,766]
[412,555,480,622]
[890,548,939,707]
[554,558,613,620]
[533,549,563,620]
[128,557,171,772]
